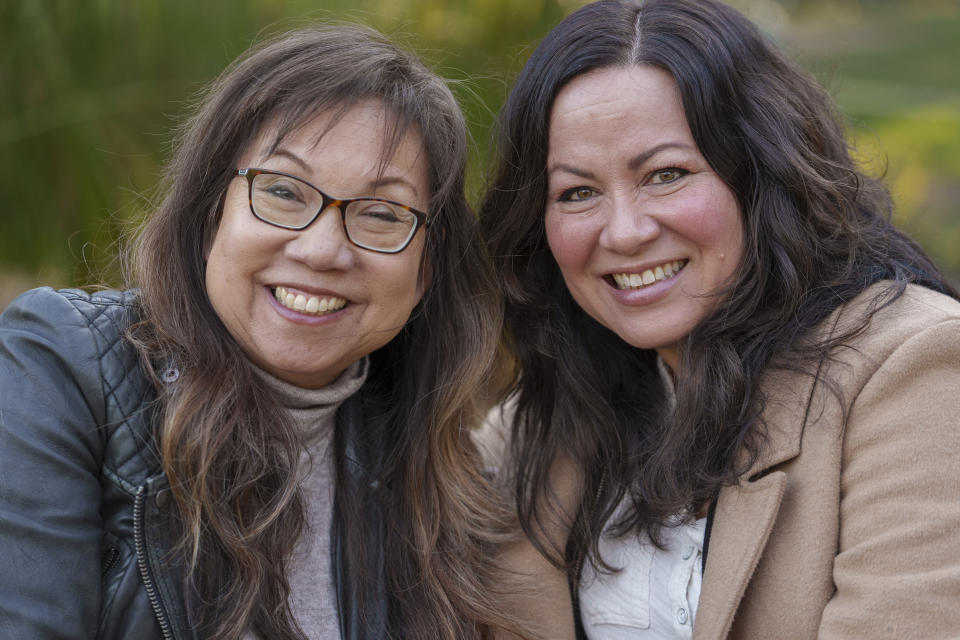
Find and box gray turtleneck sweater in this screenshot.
[244,357,368,640]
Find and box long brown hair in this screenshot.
[127,24,509,639]
[480,0,957,581]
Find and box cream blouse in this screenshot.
[579,512,705,639]
[579,356,705,639]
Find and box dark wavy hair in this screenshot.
[126,24,509,639]
[480,0,957,583]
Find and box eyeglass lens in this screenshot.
[250,171,418,252]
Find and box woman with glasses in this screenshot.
[0,24,512,639]
[480,0,960,637]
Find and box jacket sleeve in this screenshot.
[476,402,578,640]
[0,288,112,638]
[819,317,960,637]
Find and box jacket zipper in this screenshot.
[134,485,174,640]
[100,545,120,577]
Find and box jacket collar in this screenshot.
[744,363,818,478]
[694,363,818,639]
[692,287,885,638]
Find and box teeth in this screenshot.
[611,260,687,290]
[274,286,347,316]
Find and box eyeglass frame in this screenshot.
[235,168,429,254]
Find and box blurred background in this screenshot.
[2,0,958,309]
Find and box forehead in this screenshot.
[548,65,693,148]
[245,100,428,178]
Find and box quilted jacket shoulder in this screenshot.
[0,287,187,639]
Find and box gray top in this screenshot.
[245,357,368,640]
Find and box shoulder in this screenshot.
[754,283,960,470]
[838,281,960,340]
[778,281,960,461]
[1,287,152,446]
[814,286,960,635]
[2,287,141,386]
[837,281,960,414]
[2,286,139,339]
[818,282,960,389]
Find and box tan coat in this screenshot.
[489,283,960,640]
[696,283,960,639]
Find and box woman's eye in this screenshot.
[650,168,688,184]
[559,186,596,202]
[360,206,401,222]
[265,184,302,201]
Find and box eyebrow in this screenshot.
[265,148,311,173]
[627,143,694,171]
[263,147,423,198]
[548,142,694,178]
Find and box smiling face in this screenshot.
[544,65,744,371]
[205,101,430,388]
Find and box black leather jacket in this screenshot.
[0,288,377,639]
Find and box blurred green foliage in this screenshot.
[0,0,573,290]
[784,0,960,285]
[1,0,958,302]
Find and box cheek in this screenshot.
[365,250,426,316]
[545,213,596,272]
[205,185,251,264]
[411,237,430,302]
[204,228,230,297]
[708,198,745,270]
[203,191,235,262]
[205,220,252,283]
[676,187,744,265]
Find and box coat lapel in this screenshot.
[694,470,787,639]
[693,366,817,639]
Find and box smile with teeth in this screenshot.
[611,260,688,290]
[273,286,347,315]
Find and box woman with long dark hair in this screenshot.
[0,24,512,639]
[481,0,960,637]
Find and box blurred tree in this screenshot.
[784,0,960,284]
[1,0,958,304]
[0,0,571,290]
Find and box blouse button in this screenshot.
[677,607,689,625]
[682,545,695,560]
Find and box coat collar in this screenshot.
[744,362,819,478]
[694,361,819,639]
[694,470,788,640]
[694,285,887,638]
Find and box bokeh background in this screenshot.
[2,0,958,309]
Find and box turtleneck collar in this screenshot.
[250,357,369,447]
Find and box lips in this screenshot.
[610,259,687,289]
[272,286,347,315]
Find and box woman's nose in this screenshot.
[283,206,356,270]
[597,197,660,255]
